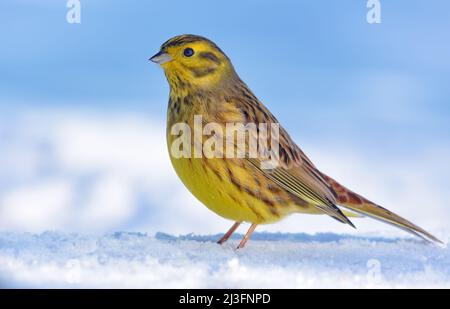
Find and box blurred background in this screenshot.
[0,0,449,237]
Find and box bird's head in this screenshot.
[150,35,236,90]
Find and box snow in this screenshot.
[1,108,449,288]
[1,231,449,288]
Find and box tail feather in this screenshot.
[324,175,442,244]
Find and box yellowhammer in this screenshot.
[150,34,440,248]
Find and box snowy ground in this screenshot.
[1,108,449,289]
[1,231,449,288]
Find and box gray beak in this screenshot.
[149,51,173,64]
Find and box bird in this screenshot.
[149,34,441,248]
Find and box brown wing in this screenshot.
[220,85,354,226]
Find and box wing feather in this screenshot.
[222,89,354,227]
[247,158,354,227]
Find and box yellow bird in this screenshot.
[150,34,441,248]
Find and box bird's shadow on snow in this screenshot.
[154,231,424,245]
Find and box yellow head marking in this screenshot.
[155,35,235,89]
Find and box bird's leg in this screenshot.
[236,224,258,249]
[217,221,241,245]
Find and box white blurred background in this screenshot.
[1,106,448,238]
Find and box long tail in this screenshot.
[323,174,442,244]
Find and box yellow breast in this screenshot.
[168,154,288,223]
[165,93,315,224]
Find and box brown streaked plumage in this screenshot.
[150,34,442,248]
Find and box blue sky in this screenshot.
[1,1,449,150]
[0,1,449,235]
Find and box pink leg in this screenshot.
[237,224,258,249]
[217,221,241,245]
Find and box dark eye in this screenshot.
[183,48,194,57]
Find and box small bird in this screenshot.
[150,34,441,248]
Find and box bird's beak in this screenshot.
[149,51,173,64]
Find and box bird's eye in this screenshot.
[183,48,194,57]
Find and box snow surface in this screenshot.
[1,231,449,288]
[1,108,449,289]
